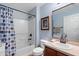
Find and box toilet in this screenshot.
[32,40,44,56]
[32,47,44,56]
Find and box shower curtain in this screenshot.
[0,5,16,56]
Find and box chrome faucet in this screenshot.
[60,33,67,44]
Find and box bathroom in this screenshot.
[1,3,79,56]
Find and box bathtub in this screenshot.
[16,45,35,56]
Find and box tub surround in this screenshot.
[16,45,35,56]
[42,39,79,56]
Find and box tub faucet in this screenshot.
[60,33,67,44]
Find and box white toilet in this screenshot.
[32,40,44,56]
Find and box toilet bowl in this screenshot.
[32,47,44,56]
[32,40,44,56]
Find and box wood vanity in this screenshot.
[41,39,79,56]
[44,46,68,56]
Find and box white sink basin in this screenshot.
[52,42,73,50]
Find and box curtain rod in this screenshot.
[52,3,74,12]
[0,4,36,17]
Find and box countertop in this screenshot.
[41,39,79,56]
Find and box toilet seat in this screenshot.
[32,47,44,56]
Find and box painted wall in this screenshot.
[40,3,53,40]
[28,7,36,16]
[28,3,71,46]
[13,11,28,20]
[40,3,70,40]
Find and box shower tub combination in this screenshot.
[13,19,35,56]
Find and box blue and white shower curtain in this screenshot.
[0,5,16,56]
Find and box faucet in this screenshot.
[60,33,67,44]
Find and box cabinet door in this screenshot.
[57,51,68,56]
[44,46,57,56]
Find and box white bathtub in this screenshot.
[16,45,35,56]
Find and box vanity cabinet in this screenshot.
[44,46,57,56]
[44,46,68,56]
[56,51,67,56]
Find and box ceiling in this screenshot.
[1,3,45,13]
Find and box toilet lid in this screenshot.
[33,47,44,53]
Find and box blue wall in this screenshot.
[29,3,76,46]
[39,3,70,40]
[40,3,54,40]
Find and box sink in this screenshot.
[52,42,73,50]
[41,39,73,50]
